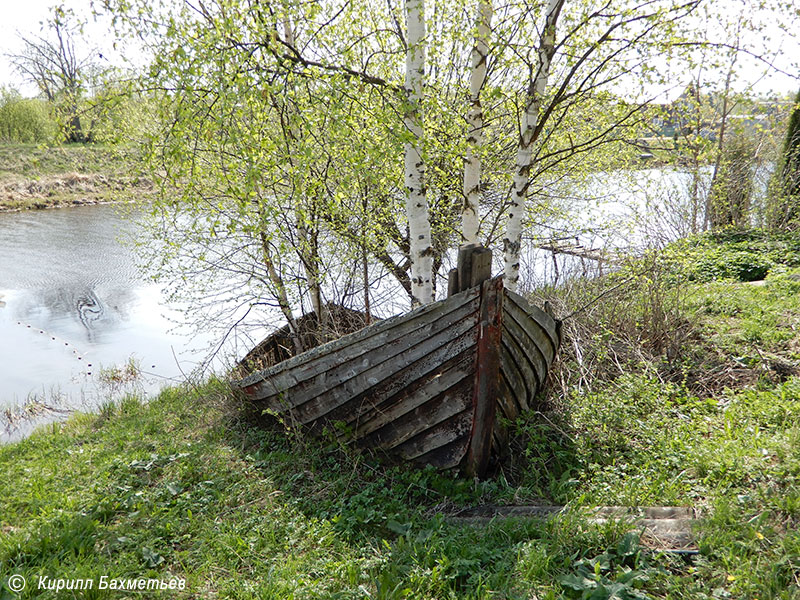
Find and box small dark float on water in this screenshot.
[236,245,561,478]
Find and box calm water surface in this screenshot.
[0,204,211,440]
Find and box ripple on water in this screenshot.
[0,205,214,431]
[0,205,143,289]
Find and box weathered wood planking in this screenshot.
[351,350,475,440]
[291,307,479,419]
[237,271,561,477]
[465,276,503,477]
[240,287,480,396]
[506,291,559,358]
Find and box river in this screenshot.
[0,204,213,441]
[0,165,757,441]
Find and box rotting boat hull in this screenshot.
[237,275,560,477]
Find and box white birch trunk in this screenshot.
[503,0,565,292]
[405,0,433,305]
[462,0,492,245]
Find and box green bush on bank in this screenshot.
[663,230,800,282]
[0,88,58,144]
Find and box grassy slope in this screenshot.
[1,235,799,599]
[0,144,150,211]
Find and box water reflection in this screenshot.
[0,204,211,440]
[13,285,135,344]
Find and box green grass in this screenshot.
[0,144,136,179]
[0,143,149,211]
[664,230,800,283]
[2,234,800,599]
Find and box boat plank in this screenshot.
[499,344,529,414]
[506,319,544,385]
[496,367,523,420]
[505,291,559,358]
[395,410,473,461]
[290,317,479,423]
[240,286,480,389]
[306,347,475,436]
[364,377,473,450]
[504,299,556,367]
[412,436,472,470]
[501,323,539,398]
[245,293,479,402]
[351,349,475,439]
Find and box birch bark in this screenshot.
[405,0,433,305]
[503,0,565,292]
[462,0,492,245]
[258,225,303,354]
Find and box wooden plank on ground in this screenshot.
[446,505,698,552]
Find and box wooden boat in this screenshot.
[236,246,561,477]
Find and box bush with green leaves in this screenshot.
[0,88,58,143]
[768,90,800,229]
[663,230,800,282]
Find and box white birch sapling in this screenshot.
[504,0,565,292]
[462,0,492,245]
[281,12,325,325]
[405,0,434,305]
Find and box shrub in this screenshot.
[708,135,756,230]
[0,88,58,143]
[767,89,800,229]
[664,230,800,283]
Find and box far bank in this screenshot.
[0,143,151,212]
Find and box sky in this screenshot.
[0,0,127,96]
[0,0,798,99]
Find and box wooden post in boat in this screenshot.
[465,274,503,478]
[456,245,500,477]
[447,268,460,297]
[450,244,493,296]
[469,248,492,288]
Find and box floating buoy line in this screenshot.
[13,319,94,376]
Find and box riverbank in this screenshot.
[1,233,798,598]
[0,143,152,212]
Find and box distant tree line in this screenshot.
[1,5,147,145]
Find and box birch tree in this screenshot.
[405,0,434,305]
[503,0,565,292]
[462,0,492,245]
